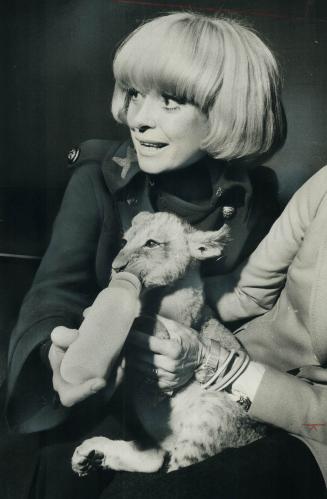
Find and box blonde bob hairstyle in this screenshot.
[111,12,286,165]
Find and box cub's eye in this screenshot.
[120,238,127,248]
[144,239,160,248]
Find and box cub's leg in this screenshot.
[201,316,241,351]
[167,400,225,472]
[72,437,165,475]
[167,391,263,472]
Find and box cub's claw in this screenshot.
[72,439,107,476]
[72,436,165,474]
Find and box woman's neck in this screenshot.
[151,157,216,202]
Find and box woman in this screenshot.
[3,12,285,499]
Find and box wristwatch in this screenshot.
[234,392,252,412]
[228,360,266,412]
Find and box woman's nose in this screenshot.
[129,96,156,131]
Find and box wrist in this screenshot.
[195,339,228,384]
[196,341,251,393]
[230,361,266,401]
[197,337,211,367]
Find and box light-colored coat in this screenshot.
[215,165,327,486]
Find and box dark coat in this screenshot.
[5,139,280,434]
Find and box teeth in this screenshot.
[140,142,166,148]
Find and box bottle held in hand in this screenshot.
[60,271,141,385]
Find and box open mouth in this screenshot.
[137,140,168,149]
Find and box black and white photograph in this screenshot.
[1,1,327,497]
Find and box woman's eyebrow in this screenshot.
[161,92,188,104]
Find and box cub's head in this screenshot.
[112,212,230,287]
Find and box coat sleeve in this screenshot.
[6,163,117,433]
[213,166,327,322]
[249,364,327,445]
[215,166,327,444]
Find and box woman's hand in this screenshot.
[298,365,327,384]
[49,326,106,407]
[127,316,217,393]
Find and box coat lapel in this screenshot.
[101,140,154,232]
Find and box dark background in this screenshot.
[1,0,327,382]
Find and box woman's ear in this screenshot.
[187,224,231,260]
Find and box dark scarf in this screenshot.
[147,156,253,231]
[102,141,254,233]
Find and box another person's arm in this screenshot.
[206,166,327,321]
[211,166,327,444]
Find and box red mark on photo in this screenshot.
[112,0,327,22]
[303,423,326,431]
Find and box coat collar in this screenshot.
[101,139,253,210]
[102,140,140,195]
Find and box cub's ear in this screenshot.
[131,211,153,227]
[188,224,231,260]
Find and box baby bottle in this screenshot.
[60,271,141,384]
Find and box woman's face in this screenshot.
[126,89,209,174]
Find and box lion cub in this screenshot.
[72,212,265,475]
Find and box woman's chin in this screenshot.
[137,159,187,175]
[136,152,207,174]
[137,159,172,175]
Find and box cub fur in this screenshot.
[72,212,266,475]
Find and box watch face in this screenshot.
[237,395,252,412]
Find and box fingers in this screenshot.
[298,365,327,383]
[128,359,175,381]
[49,344,65,371]
[128,316,202,393]
[83,306,92,318]
[54,376,106,407]
[129,360,180,392]
[129,330,179,358]
[156,316,193,341]
[128,349,177,373]
[51,326,79,348]
[156,316,180,335]
[49,344,106,407]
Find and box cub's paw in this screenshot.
[72,437,109,476]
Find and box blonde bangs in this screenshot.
[112,15,225,118]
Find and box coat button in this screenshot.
[67,147,80,164]
[222,206,235,219]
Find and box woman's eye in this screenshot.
[144,239,160,248]
[162,93,186,110]
[127,88,140,101]
[161,95,181,110]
